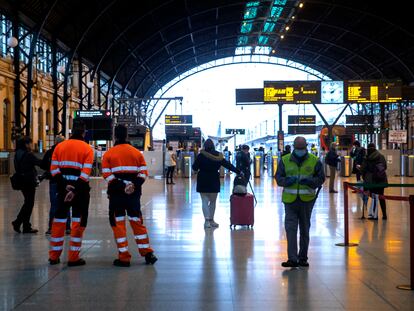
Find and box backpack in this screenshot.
[233,175,247,195]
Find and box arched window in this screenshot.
[3,99,9,150]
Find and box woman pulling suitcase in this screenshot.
[192,139,240,228]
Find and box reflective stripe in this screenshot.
[134,234,147,240]
[59,161,82,168]
[118,247,129,253]
[51,246,63,251]
[53,218,67,223]
[138,166,147,171]
[51,160,59,165]
[72,217,81,223]
[128,216,140,222]
[70,246,81,251]
[80,172,89,180]
[115,216,125,222]
[83,163,93,168]
[105,175,115,182]
[138,174,147,179]
[138,244,150,249]
[63,175,78,181]
[284,189,315,195]
[102,168,111,173]
[70,237,82,243]
[116,237,127,243]
[51,169,61,175]
[51,237,64,242]
[112,166,139,172]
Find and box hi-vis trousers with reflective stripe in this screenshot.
[109,191,153,262]
[49,187,90,262]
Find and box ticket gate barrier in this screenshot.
[183,156,192,178]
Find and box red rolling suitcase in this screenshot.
[230,193,254,229]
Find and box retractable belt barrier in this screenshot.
[338,182,414,290]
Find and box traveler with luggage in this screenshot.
[236,144,251,185]
[276,136,325,268]
[165,146,177,185]
[350,140,365,181]
[11,136,43,234]
[325,142,340,193]
[359,143,388,220]
[192,139,240,229]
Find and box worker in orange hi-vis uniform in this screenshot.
[102,124,157,267]
[48,120,94,267]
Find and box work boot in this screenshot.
[281,260,299,268]
[145,252,158,265]
[113,259,130,267]
[298,260,309,267]
[49,258,60,265]
[11,221,21,233]
[68,258,86,267]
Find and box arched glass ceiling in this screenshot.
[153,55,331,99]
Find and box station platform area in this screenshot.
[1,175,414,310]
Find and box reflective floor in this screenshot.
[1,174,414,310]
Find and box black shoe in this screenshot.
[23,228,39,234]
[65,229,71,235]
[368,217,378,220]
[45,229,51,235]
[166,181,170,184]
[145,252,158,265]
[11,221,21,233]
[382,216,387,220]
[49,258,60,265]
[281,260,299,268]
[113,259,130,267]
[68,258,86,267]
[298,260,309,267]
[170,181,175,185]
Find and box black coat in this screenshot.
[14,149,42,187]
[192,150,239,193]
[325,150,340,167]
[361,150,388,184]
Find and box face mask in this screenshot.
[294,149,307,157]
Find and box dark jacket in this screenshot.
[350,146,366,173]
[236,151,251,175]
[360,150,388,184]
[192,150,239,193]
[281,150,291,157]
[325,150,340,167]
[14,149,42,187]
[41,144,57,180]
[276,152,325,190]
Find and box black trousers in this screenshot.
[109,191,142,226]
[15,186,36,229]
[371,187,387,218]
[55,187,90,227]
[166,166,175,182]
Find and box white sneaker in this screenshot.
[210,220,219,228]
[204,220,212,229]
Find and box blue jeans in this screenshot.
[49,182,71,230]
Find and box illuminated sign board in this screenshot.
[165,115,193,125]
[288,126,316,135]
[225,129,246,135]
[288,115,316,125]
[264,81,320,104]
[345,80,402,103]
[75,110,111,118]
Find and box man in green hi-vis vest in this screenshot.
[276,136,325,268]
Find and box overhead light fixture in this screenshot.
[280,35,285,39]
[86,81,94,89]
[299,3,304,8]
[7,37,18,48]
[285,26,290,31]
[292,15,295,19]
[272,49,276,54]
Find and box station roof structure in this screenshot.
[3,0,414,98]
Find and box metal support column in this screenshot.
[78,58,83,110]
[12,14,21,131]
[51,39,59,135]
[277,103,284,152]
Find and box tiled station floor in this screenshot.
[1,174,414,310]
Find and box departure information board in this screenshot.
[345,80,402,103]
[288,115,316,125]
[165,115,193,125]
[264,81,320,104]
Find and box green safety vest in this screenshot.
[282,153,318,204]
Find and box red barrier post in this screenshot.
[397,195,414,290]
[336,181,358,247]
